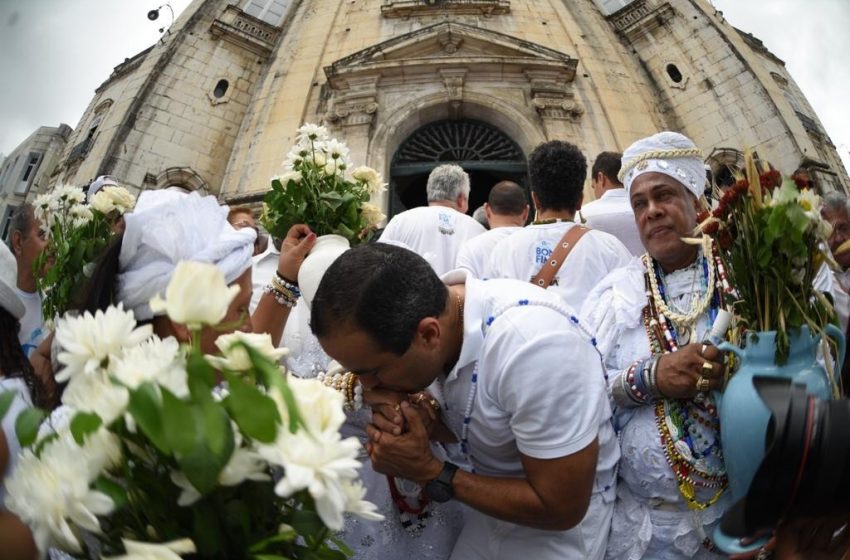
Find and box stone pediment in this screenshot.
[324,22,577,87]
[323,22,582,125]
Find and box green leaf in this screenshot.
[0,391,17,423]
[127,383,170,453]
[328,535,353,556]
[15,407,47,447]
[187,351,217,396]
[239,344,303,434]
[250,527,299,553]
[252,555,292,560]
[161,389,234,495]
[223,373,281,443]
[291,508,326,540]
[93,476,128,509]
[70,411,103,445]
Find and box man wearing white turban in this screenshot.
[582,131,733,559]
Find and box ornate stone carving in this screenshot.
[325,77,380,127]
[381,1,510,19]
[210,5,281,59]
[525,70,582,121]
[608,1,675,42]
[440,69,467,101]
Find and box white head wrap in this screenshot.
[619,131,706,198]
[117,190,256,320]
[87,175,120,202]
[0,242,24,319]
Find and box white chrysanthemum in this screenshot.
[206,331,288,372]
[297,123,329,143]
[54,184,86,206]
[259,427,362,530]
[342,480,383,522]
[55,303,153,384]
[323,162,342,177]
[273,170,302,186]
[323,139,350,162]
[797,188,821,214]
[361,203,386,227]
[257,381,363,529]
[170,431,270,506]
[149,261,241,330]
[62,370,130,426]
[102,538,196,560]
[352,166,386,195]
[110,335,188,398]
[5,434,115,555]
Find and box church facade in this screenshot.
[48,0,849,217]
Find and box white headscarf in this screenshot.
[619,131,706,199]
[117,190,256,320]
[87,175,120,202]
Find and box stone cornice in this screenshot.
[381,1,510,18]
[210,5,281,59]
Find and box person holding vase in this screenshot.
[581,132,733,559]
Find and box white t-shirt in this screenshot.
[440,272,618,560]
[380,206,485,276]
[485,222,632,312]
[0,377,33,508]
[455,226,520,279]
[249,242,280,314]
[13,287,45,358]
[578,189,645,256]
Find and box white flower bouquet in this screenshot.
[4,262,380,559]
[261,124,386,245]
[32,184,136,321]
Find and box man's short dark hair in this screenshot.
[528,140,587,211]
[487,181,527,216]
[591,152,623,186]
[311,243,448,355]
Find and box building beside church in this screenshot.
[0,124,72,239]
[43,0,849,219]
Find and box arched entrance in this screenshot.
[389,119,527,217]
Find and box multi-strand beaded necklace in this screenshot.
[642,238,732,510]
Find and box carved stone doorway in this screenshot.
[389,119,527,218]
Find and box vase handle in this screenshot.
[716,341,743,360]
[713,526,771,555]
[825,323,846,384]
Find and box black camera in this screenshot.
[720,377,850,536]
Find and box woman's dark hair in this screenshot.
[78,234,124,315]
[0,308,58,409]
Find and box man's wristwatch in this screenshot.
[424,461,459,503]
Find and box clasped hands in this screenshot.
[363,389,446,484]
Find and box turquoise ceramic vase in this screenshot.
[712,324,844,554]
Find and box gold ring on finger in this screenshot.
[393,403,401,412]
[696,375,711,392]
[701,361,714,375]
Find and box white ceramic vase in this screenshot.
[297,234,351,310]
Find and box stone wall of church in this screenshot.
[55,0,280,195]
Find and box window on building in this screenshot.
[214,79,229,98]
[242,0,291,26]
[21,153,40,183]
[592,0,634,16]
[666,64,683,84]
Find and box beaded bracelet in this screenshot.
[264,284,298,307]
[612,365,645,408]
[316,370,363,412]
[273,271,301,296]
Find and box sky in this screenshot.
[0,1,847,175]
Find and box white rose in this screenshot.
[361,203,386,227]
[352,166,379,185]
[149,261,241,329]
[206,331,288,372]
[96,186,136,214]
[323,162,341,177]
[275,171,302,186]
[102,538,197,560]
[312,152,327,167]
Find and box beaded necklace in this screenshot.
[643,238,730,510]
[455,297,603,473]
[531,218,573,225]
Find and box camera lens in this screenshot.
[720,377,850,537]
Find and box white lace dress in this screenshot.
[282,302,464,560]
[582,258,731,560]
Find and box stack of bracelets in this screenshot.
[316,370,363,412]
[263,271,301,307]
[612,356,664,407]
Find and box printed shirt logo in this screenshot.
[438,211,456,235]
[529,240,560,286]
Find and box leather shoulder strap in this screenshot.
[530,225,592,289]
